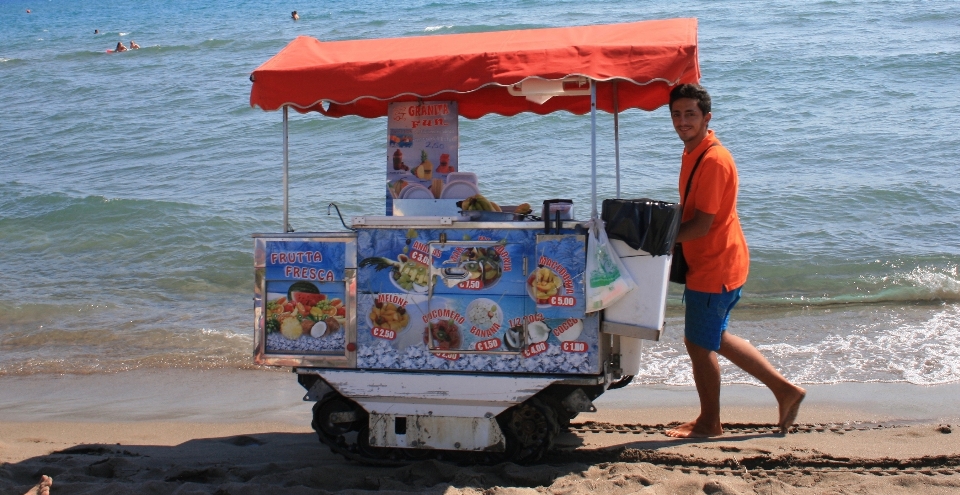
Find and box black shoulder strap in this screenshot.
[681,144,719,205]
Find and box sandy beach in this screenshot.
[1,370,958,494]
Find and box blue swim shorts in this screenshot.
[683,286,742,351]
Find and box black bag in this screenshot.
[669,243,688,284]
[601,198,682,256]
[668,144,717,285]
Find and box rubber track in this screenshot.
[314,430,409,467]
[567,420,906,435]
[551,421,960,476]
[314,419,959,474]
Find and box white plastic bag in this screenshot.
[585,218,637,312]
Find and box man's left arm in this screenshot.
[676,209,715,243]
[676,155,727,243]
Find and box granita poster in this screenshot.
[386,101,459,208]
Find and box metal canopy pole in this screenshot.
[282,106,290,232]
[613,82,621,199]
[590,82,598,220]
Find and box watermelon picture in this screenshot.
[293,291,326,306]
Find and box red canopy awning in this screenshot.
[249,18,699,119]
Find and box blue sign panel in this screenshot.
[429,242,527,296]
[265,240,346,282]
[352,226,597,375]
[356,228,536,295]
[530,235,586,318]
[355,295,599,374]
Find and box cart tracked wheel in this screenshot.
[500,397,559,463]
[538,393,577,429]
[356,426,394,460]
[312,397,360,437]
[399,447,433,460]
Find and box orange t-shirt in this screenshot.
[678,130,749,293]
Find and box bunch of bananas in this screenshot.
[461,194,500,212]
[514,203,532,215]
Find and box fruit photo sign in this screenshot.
[386,101,459,208]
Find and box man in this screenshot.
[130,40,140,49]
[665,84,806,438]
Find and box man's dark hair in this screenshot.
[669,84,711,115]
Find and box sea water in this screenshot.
[1,0,959,385]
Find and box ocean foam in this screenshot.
[631,304,960,386]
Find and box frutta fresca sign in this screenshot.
[265,240,345,282]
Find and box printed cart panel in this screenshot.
[529,234,586,318]
[428,241,527,296]
[359,293,528,353]
[356,291,600,375]
[263,280,346,354]
[357,228,536,295]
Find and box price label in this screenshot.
[458,279,483,290]
[432,352,460,360]
[561,341,588,353]
[474,338,502,351]
[522,341,548,358]
[409,250,430,265]
[371,327,397,340]
[549,295,576,307]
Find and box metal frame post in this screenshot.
[283,106,290,232]
[590,83,598,220]
[613,82,621,199]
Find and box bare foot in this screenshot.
[24,475,52,495]
[665,419,723,438]
[777,386,806,434]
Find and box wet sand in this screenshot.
[1,369,958,494]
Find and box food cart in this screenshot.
[248,18,700,463]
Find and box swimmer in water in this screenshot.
[291,10,299,20]
[115,41,128,52]
[130,40,140,49]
